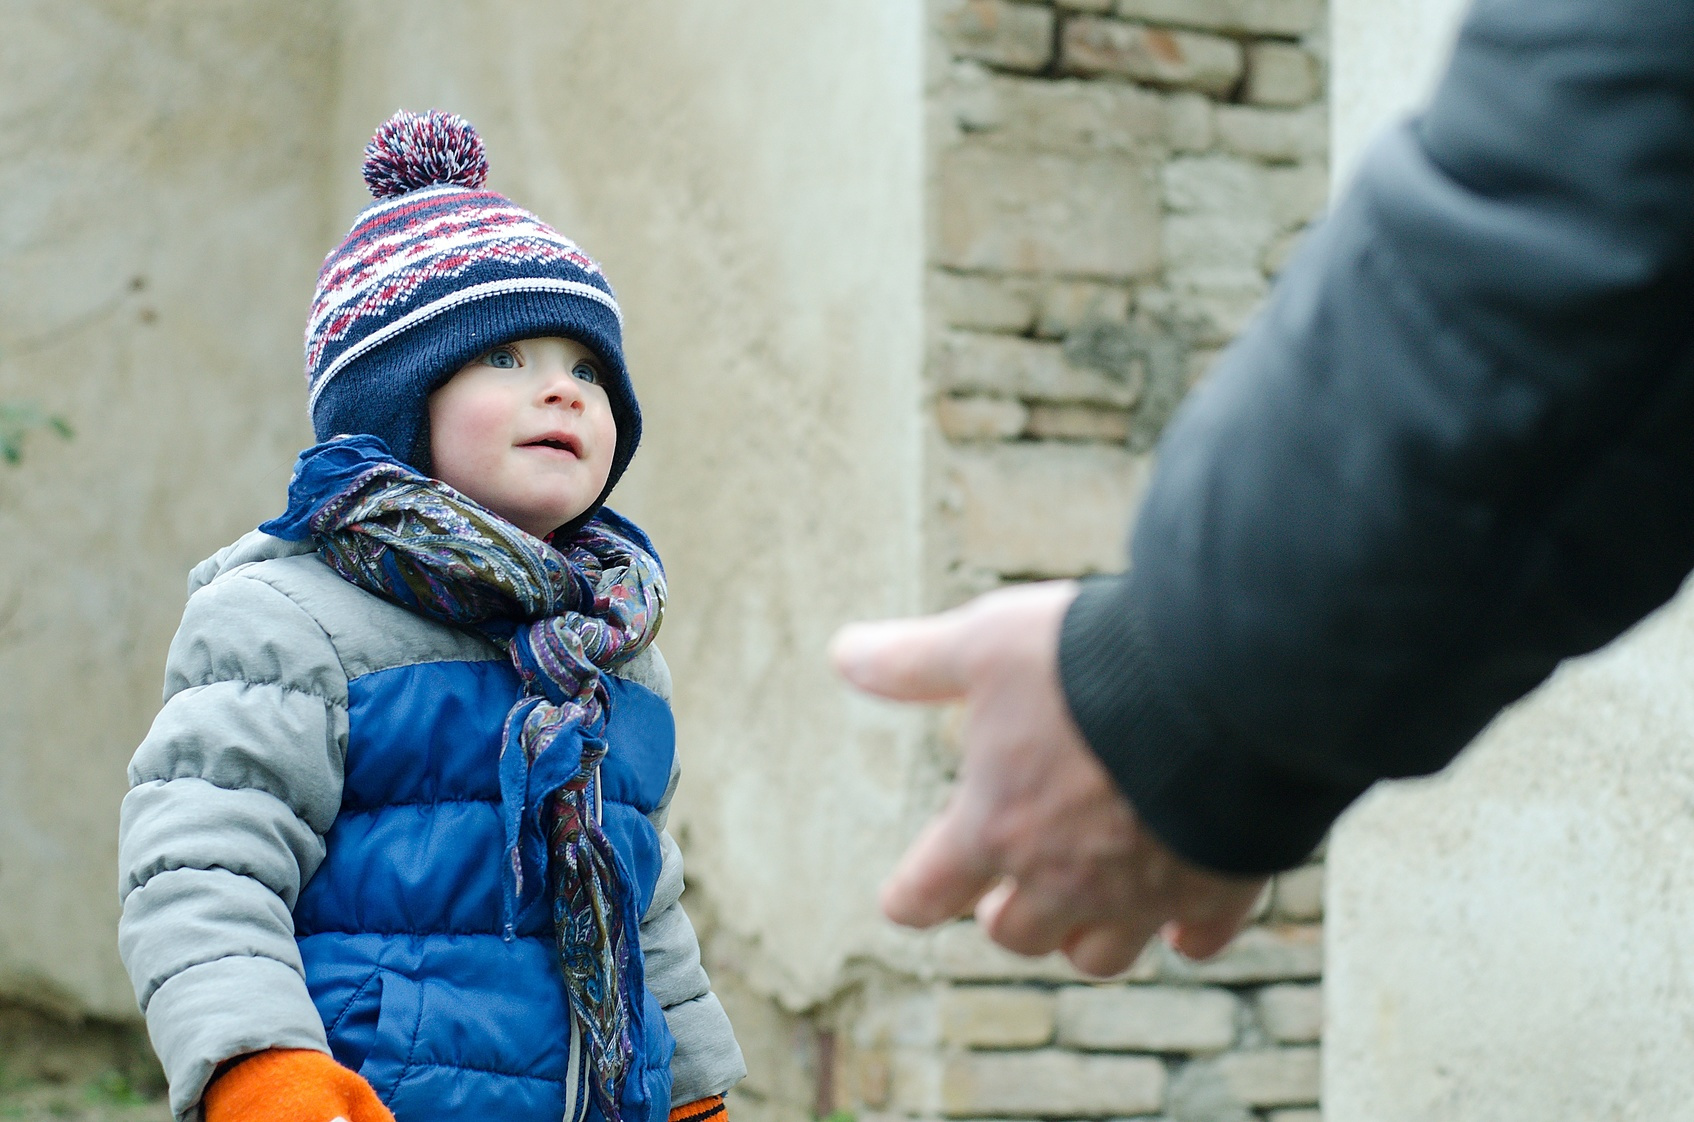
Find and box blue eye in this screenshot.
[483,347,519,369]
[572,362,600,385]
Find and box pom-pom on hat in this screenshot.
[304,109,640,525]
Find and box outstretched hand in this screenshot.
[830,582,1266,975]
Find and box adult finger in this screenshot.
[829,614,971,702]
[976,875,1104,958]
[880,800,999,928]
[1161,876,1266,960]
[971,878,1017,933]
[1063,921,1156,978]
[1163,903,1257,961]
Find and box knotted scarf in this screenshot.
[261,434,665,1122]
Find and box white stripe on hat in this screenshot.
[306,276,624,418]
[340,182,475,228]
[309,206,598,336]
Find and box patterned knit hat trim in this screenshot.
[310,187,609,309]
[305,186,621,400]
[307,276,623,418]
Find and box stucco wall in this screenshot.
[1325,1,1694,1116]
[1,0,928,1028]
[1328,0,1462,190]
[0,0,332,1019]
[331,0,931,1015]
[1327,593,1694,1119]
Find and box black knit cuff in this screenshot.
[1058,576,1366,876]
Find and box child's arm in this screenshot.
[118,564,351,1121]
[641,760,747,1109]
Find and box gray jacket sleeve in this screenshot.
[621,650,747,1102]
[118,566,347,1121]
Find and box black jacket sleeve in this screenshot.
[1059,0,1694,876]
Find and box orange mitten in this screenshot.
[669,1095,727,1122]
[204,1048,394,1122]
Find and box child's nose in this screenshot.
[539,366,585,410]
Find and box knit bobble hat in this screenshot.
[304,109,640,520]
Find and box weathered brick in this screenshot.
[1214,104,1327,163]
[1113,0,1322,36]
[1164,210,1275,284]
[937,442,1148,575]
[1183,285,1268,344]
[850,1048,892,1109]
[936,0,1056,72]
[931,921,1158,983]
[1057,985,1237,1053]
[931,331,1141,408]
[1166,90,1215,152]
[1272,863,1324,921]
[934,144,1162,278]
[1216,1047,1320,1108]
[960,76,1167,153]
[930,271,1040,333]
[939,986,1056,1047]
[1166,1061,1253,1122]
[1264,162,1329,228]
[1025,404,1131,442]
[1137,281,1264,347]
[943,1050,1166,1116]
[1035,280,1133,338]
[889,1049,943,1112]
[1257,983,1323,1044]
[1062,17,1243,96]
[1163,157,1308,292]
[937,395,1029,441]
[1156,924,1322,984]
[1163,155,1325,244]
[1245,41,1321,106]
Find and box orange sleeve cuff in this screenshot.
[203,1048,394,1122]
[669,1094,727,1122]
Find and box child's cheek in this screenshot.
[431,390,513,495]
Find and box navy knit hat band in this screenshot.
[302,111,641,508]
[310,280,640,484]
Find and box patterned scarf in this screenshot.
[261,434,665,1122]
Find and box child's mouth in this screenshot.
[523,436,580,457]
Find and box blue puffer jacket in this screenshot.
[296,662,677,1121]
[118,532,745,1122]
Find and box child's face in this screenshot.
[428,336,617,538]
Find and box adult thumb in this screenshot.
[829,613,970,702]
[880,798,998,928]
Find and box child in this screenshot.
[117,110,745,1122]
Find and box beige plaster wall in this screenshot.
[1327,592,1694,1118]
[1326,0,1694,1114]
[1328,0,1464,191]
[330,0,930,1010]
[0,0,333,1019]
[2,0,928,1022]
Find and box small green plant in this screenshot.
[818,1111,856,1122]
[0,401,72,464]
[86,1069,149,1106]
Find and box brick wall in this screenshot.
[720,4,1330,1121]
[925,0,1328,603]
[843,3,1330,1122]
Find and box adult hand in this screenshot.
[830,582,1266,975]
